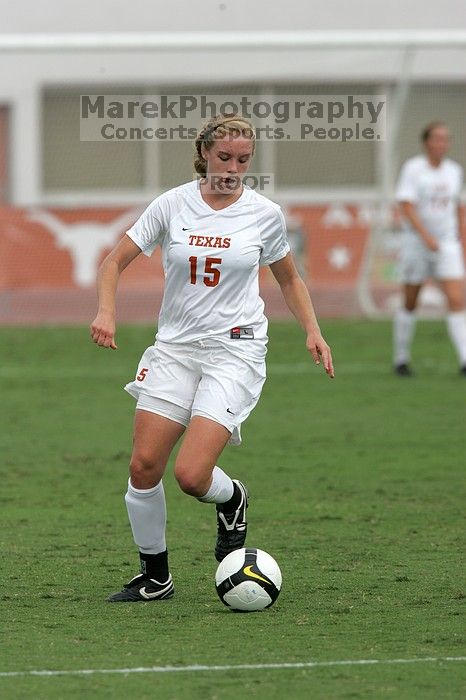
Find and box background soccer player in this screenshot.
[90,113,334,602]
[393,121,466,376]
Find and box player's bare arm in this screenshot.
[400,201,439,252]
[90,234,142,349]
[270,253,334,378]
[458,203,466,238]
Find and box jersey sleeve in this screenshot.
[259,206,291,267]
[396,160,419,203]
[126,193,169,256]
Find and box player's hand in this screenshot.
[306,331,334,378]
[90,311,118,349]
[424,235,439,252]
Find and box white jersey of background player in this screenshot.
[90,113,334,603]
[393,121,466,376]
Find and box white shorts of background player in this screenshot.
[399,238,465,285]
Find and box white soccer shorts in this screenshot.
[124,339,266,446]
[399,238,465,285]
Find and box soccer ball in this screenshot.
[215,547,282,611]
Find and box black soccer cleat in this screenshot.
[460,366,466,376]
[107,573,174,602]
[394,363,414,377]
[215,480,248,563]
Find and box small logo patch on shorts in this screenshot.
[230,326,254,340]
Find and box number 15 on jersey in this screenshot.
[189,256,222,287]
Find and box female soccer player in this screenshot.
[90,113,334,602]
[393,121,466,376]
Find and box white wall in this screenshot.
[0,1,465,204]
[1,0,466,32]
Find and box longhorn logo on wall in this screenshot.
[26,209,142,286]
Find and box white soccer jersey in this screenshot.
[396,155,463,242]
[126,180,290,359]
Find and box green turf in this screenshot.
[0,320,465,699]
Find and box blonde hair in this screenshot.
[194,113,256,177]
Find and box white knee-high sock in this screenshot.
[124,479,167,554]
[393,308,417,365]
[446,311,466,365]
[197,466,234,504]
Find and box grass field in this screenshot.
[1,320,465,699]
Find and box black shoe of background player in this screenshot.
[215,480,248,562]
[107,573,174,602]
[394,363,414,377]
[460,366,466,376]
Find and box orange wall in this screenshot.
[0,204,379,290]
[0,204,464,323]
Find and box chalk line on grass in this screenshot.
[1,656,465,678]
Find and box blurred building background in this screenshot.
[0,0,465,322]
